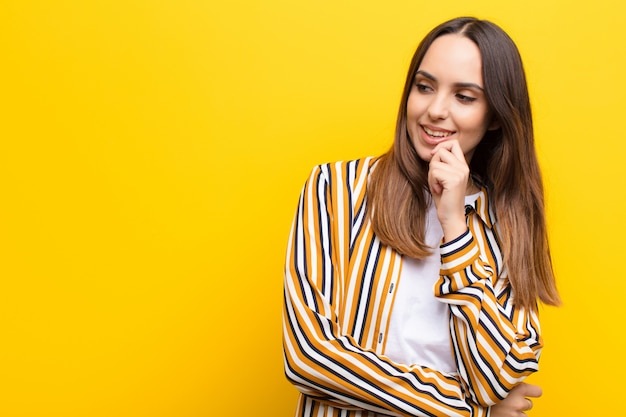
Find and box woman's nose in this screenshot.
[427,94,449,120]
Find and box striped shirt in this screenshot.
[283,157,542,417]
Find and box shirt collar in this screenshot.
[467,186,496,229]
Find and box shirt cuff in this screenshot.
[439,229,480,275]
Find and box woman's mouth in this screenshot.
[423,125,454,138]
[421,125,455,144]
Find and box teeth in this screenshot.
[423,126,453,137]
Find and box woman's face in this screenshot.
[406,34,498,163]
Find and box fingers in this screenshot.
[511,383,540,414]
[430,139,465,162]
[517,382,543,399]
[428,140,469,190]
[430,147,463,168]
[429,180,443,195]
[489,383,543,417]
[428,156,468,195]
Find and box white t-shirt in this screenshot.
[384,193,480,373]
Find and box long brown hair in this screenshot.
[368,17,560,309]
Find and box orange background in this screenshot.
[1,1,625,416]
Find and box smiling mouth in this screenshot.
[423,126,455,138]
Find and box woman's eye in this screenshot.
[456,93,477,103]
[416,83,432,93]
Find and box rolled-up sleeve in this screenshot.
[435,229,542,407]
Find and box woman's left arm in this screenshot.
[434,229,542,407]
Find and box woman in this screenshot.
[283,17,560,417]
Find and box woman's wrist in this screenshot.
[441,218,468,243]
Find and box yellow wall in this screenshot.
[2,1,624,416]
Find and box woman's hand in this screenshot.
[490,383,542,417]
[428,140,470,242]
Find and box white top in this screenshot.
[384,192,480,373]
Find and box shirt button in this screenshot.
[465,205,473,215]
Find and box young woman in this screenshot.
[283,17,560,417]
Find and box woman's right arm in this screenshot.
[283,164,488,417]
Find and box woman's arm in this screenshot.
[435,229,542,407]
[283,163,488,417]
[427,139,541,407]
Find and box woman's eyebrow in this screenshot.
[415,70,484,91]
[415,70,437,81]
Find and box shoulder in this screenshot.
[302,157,379,212]
[313,156,379,173]
[309,156,379,183]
